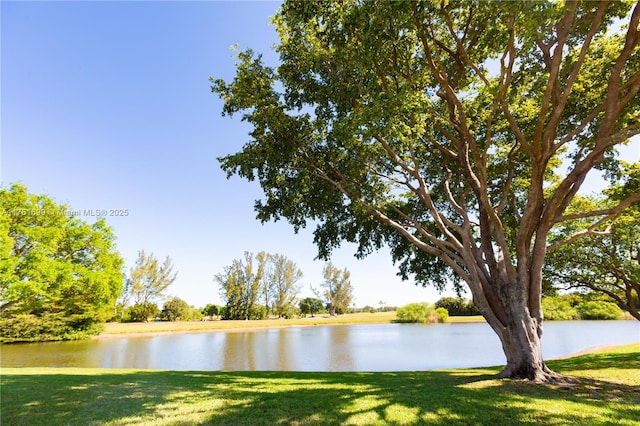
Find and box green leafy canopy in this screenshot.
[212,1,639,295]
[0,184,124,341]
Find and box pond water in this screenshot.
[1,321,638,371]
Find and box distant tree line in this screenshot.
[215,252,354,320]
[1,184,635,342]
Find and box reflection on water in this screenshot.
[1,321,638,371]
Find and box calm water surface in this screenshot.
[2,321,638,371]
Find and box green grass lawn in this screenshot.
[2,344,638,425]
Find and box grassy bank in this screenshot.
[100,312,397,336]
[99,312,486,336]
[2,344,638,425]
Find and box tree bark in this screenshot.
[496,310,553,381]
[481,284,560,382]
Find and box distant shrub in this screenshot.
[434,307,449,323]
[396,302,447,324]
[434,297,480,316]
[279,305,300,319]
[0,314,104,343]
[249,305,267,320]
[160,297,191,321]
[127,303,159,322]
[576,301,624,320]
[201,304,220,318]
[189,308,203,321]
[542,297,579,321]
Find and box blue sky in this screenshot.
[2,1,638,309]
[2,0,454,308]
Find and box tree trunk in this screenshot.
[476,280,563,382]
[496,311,556,381]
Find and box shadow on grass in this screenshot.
[548,351,640,372]
[2,351,639,425]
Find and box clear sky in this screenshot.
[2,0,456,308]
[2,1,638,309]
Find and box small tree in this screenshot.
[201,303,220,318]
[435,297,480,316]
[268,253,303,318]
[299,297,324,317]
[128,250,177,306]
[541,296,579,321]
[160,297,191,321]
[127,302,159,322]
[321,263,354,316]
[215,252,267,320]
[576,301,624,320]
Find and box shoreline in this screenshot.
[550,343,638,360]
[93,321,342,339]
[94,313,488,339]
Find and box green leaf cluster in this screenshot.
[541,296,579,321]
[435,296,480,316]
[299,297,325,316]
[321,262,354,316]
[396,302,447,324]
[545,164,640,320]
[215,252,303,320]
[0,184,123,342]
[576,301,624,320]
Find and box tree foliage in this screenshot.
[545,164,640,320]
[201,303,221,318]
[127,302,159,323]
[435,297,480,316]
[215,252,267,320]
[160,297,192,321]
[215,252,303,320]
[267,253,304,318]
[128,250,177,306]
[540,296,579,321]
[576,300,624,320]
[396,302,448,323]
[299,297,325,317]
[321,262,354,316]
[212,0,640,380]
[0,184,123,341]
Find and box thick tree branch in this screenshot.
[555,192,640,223]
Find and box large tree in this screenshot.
[0,184,124,341]
[212,1,640,381]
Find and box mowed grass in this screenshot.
[2,344,638,425]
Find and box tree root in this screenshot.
[498,365,578,384]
